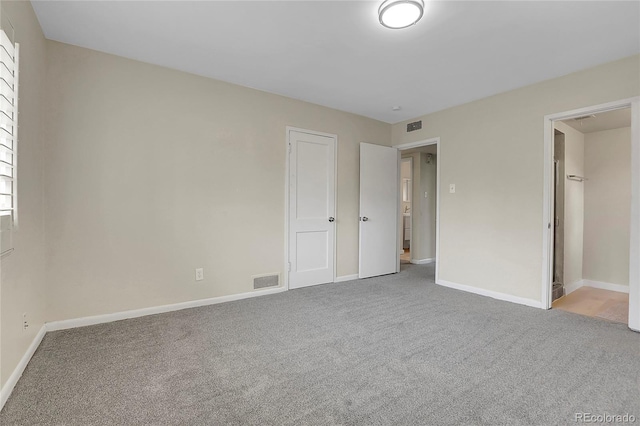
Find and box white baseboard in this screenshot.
[0,325,46,411]
[46,286,287,332]
[334,274,359,283]
[1,287,289,411]
[410,258,435,265]
[436,279,542,309]
[564,280,584,295]
[583,279,629,294]
[564,279,629,295]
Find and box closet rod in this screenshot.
[567,174,587,182]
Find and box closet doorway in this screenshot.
[551,109,631,323]
[543,98,639,331]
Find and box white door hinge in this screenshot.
[288,262,292,271]
[288,143,292,154]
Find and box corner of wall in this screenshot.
[0,0,48,398]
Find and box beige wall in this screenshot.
[410,153,421,258]
[555,121,585,288]
[0,0,47,389]
[44,41,391,322]
[583,127,631,286]
[391,55,640,301]
[418,153,437,260]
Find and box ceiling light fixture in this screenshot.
[379,0,425,29]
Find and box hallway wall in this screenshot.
[391,55,639,302]
[583,126,631,286]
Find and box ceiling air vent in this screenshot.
[407,120,422,132]
[573,115,596,121]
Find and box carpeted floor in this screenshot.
[1,264,639,425]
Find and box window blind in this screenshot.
[0,23,17,256]
[0,27,17,220]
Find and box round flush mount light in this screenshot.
[379,0,425,29]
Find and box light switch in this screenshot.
[449,184,456,193]
[424,192,428,198]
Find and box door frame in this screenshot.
[284,126,338,290]
[393,137,441,282]
[542,97,640,332]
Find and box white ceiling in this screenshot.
[562,108,632,134]
[32,1,640,124]
[401,144,438,155]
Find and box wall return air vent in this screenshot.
[253,274,280,289]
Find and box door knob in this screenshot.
[361,217,369,222]
[328,217,335,222]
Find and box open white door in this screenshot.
[288,129,336,289]
[359,143,398,279]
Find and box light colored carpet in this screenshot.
[596,301,629,324]
[1,264,639,425]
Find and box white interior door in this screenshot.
[288,130,336,289]
[359,143,399,279]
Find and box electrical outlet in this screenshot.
[424,192,428,198]
[195,268,204,281]
[22,312,29,331]
[449,184,456,193]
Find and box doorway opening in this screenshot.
[400,157,412,264]
[551,109,632,324]
[543,98,639,331]
[394,138,440,281]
